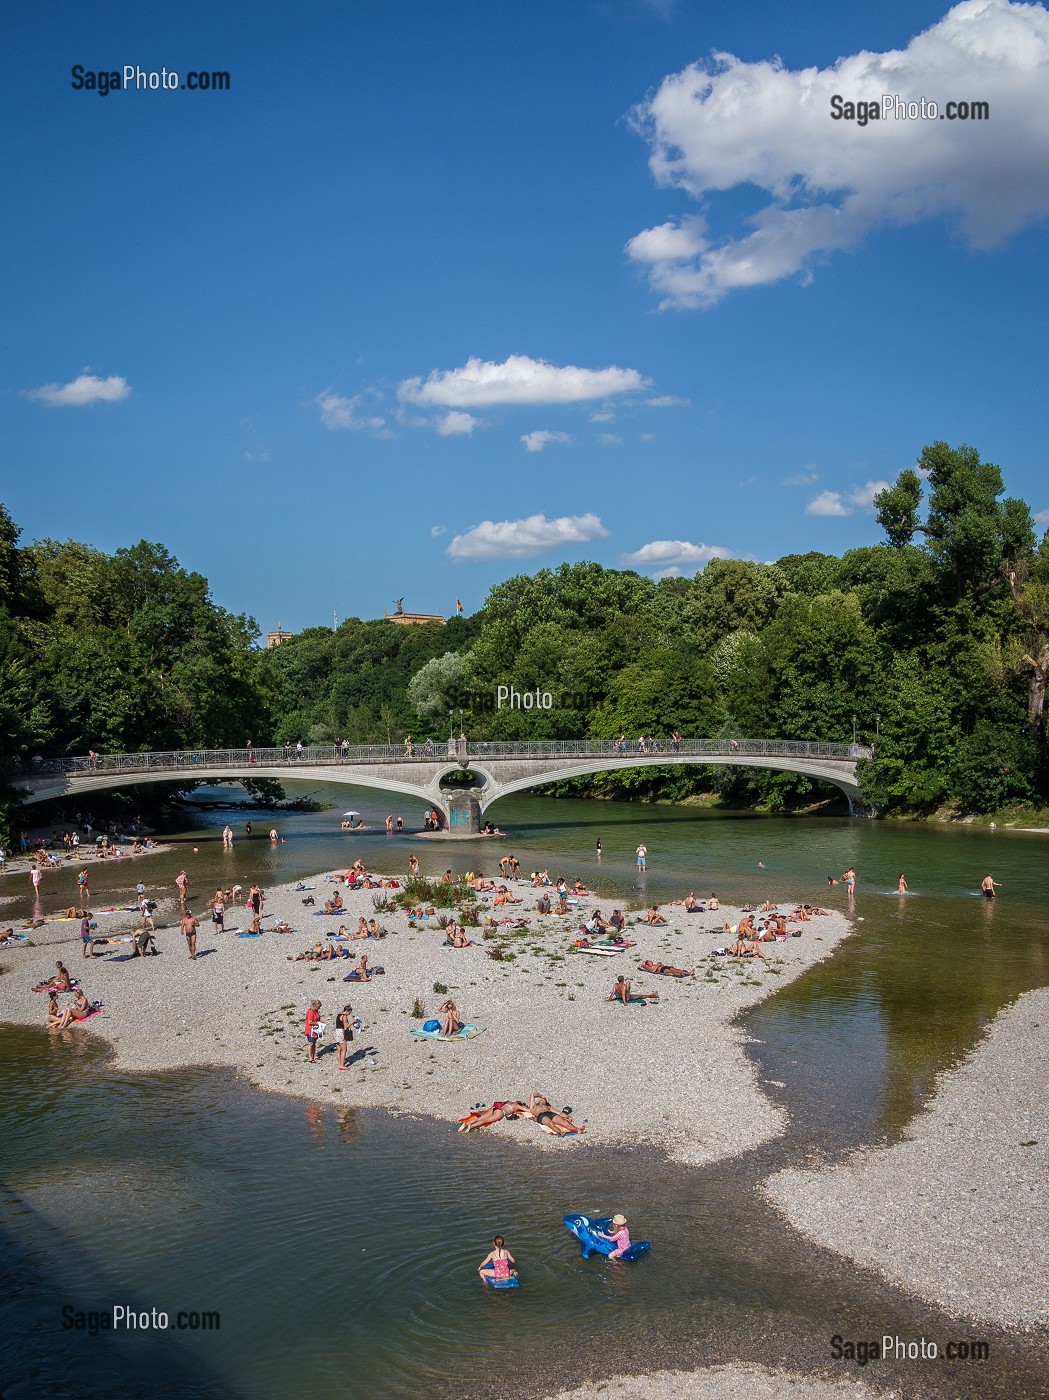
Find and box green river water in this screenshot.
[1,786,1046,1398]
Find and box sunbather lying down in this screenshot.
[639,959,694,978]
[526,1092,585,1135]
[293,941,349,961]
[458,1100,528,1131]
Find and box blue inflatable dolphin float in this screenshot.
[564,1214,651,1262]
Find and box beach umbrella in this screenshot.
[343,810,361,818]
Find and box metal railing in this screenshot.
[17,736,871,781]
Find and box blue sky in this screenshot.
[3,0,1047,633]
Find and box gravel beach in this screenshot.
[0,863,851,1165]
[764,987,1049,1330]
[545,1364,891,1400]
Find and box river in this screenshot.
[1,787,1046,1398]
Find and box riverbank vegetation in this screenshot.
[2,441,1047,833]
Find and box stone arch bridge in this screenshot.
[15,739,873,832]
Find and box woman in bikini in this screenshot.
[459,1101,527,1132]
[438,999,462,1036]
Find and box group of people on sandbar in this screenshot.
[459,1092,585,1136]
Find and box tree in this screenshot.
[874,442,1034,601]
[1007,532,1049,730]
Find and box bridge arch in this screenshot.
[468,754,865,814]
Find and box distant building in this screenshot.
[384,610,445,627]
[383,599,445,626]
[267,624,295,648]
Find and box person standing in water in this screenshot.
[478,1236,517,1283]
[635,843,647,873]
[596,839,602,859]
[981,873,1001,898]
[898,874,908,893]
[842,867,856,896]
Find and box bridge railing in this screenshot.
[18,736,871,781]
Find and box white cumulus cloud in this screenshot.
[1034,507,1049,524]
[806,491,852,517]
[627,0,1049,307]
[26,373,131,407]
[430,525,448,538]
[848,478,891,512]
[521,430,572,453]
[646,395,691,408]
[446,513,609,561]
[590,410,616,422]
[399,354,649,407]
[784,470,819,486]
[806,479,891,516]
[621,539,735,578]
[435,410,479,436]
[313,391,385,431]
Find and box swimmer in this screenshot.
[898,874,908,893]
[478,1235,517,1282]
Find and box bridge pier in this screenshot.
[444,790,482,834]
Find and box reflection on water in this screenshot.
[2,1027,1046,1400]
[2,788,1047,1397]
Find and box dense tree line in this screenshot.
[2,441,1047,826]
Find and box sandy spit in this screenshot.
[764,988,1049,1330]
[544,1363,892,1400]
[0,866,851,1167]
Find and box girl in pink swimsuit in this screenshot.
[478,1235,517,1282]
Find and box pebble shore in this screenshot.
[764,987,1049,1330]
[546,1365,890,1400]
[0,864,851,1166]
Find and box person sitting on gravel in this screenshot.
[444,924,472,948]
[437,998,462,1036]
[35,961,73,992]
[493,886,520,906]
[727,931,769,960]
[572,879,590,896]
[607,975,658,1005]
[323,891,344,915]
[536,893,552,914]
[366,919,386,939]
[583,910,608,936]
[351,952,373,979]
[674,891,704,912]
[608,910,625,932]
[51,987,93,1028]
[643,907,668,925]
[639,959,694,978]
[272,918,293,933]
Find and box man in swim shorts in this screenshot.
[180,908,199,960]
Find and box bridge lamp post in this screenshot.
[448,710,454,745]
[458,708,464,739]
[852,714,857,745]
[874,714,881,736]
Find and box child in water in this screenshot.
[478,1235,517,1283]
